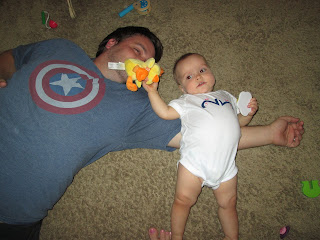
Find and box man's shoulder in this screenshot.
[15,38,83,57]
[34,38,89,60]
[37,38,79,49]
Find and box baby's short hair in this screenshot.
[173,53,207,84]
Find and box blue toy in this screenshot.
[119,0,151,17]
[119,4,134,17]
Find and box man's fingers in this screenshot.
[0,79,7,88]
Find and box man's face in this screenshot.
[108,35,156,63]
[96,34,156,84]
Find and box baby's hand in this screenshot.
[248,98,258,116]
[142,80,159,93]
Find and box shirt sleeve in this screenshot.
[12,42,39,70]
[168,96,185,117]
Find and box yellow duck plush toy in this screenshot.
[124,58,164,91]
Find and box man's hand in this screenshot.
[270,116,304,147]
[238,116,304,150]
[149,228,171,240]
[0,79,7,88]
[0,49,16,87]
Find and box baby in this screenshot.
[143,53,258,240]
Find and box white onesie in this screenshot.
[169,90,241,189]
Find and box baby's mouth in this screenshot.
[197,82,206,87]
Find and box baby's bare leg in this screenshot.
[213,175,238,240]
[171,164,202,240]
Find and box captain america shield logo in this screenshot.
[29,60,105,114]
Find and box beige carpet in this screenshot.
[1,0,319,239]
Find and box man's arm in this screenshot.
[167,132,181,149]
[168,116,304,149]
[238,116,304,149]
[0,50,15,87]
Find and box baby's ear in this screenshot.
[178,84,186,94]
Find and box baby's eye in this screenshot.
[186,75,192,80]
[200,68,206,73]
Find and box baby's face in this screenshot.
[176,54,215,95]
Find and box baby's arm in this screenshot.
[238,98,258,127]
[171,163,202,239]
[143,81,180,120]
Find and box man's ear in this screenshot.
[105,39,118,49]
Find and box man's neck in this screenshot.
[93,58,126,84]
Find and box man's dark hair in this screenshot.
[96,26,163,62]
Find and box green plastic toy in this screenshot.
[301,180,320,198]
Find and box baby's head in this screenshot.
[173,53,215,95]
